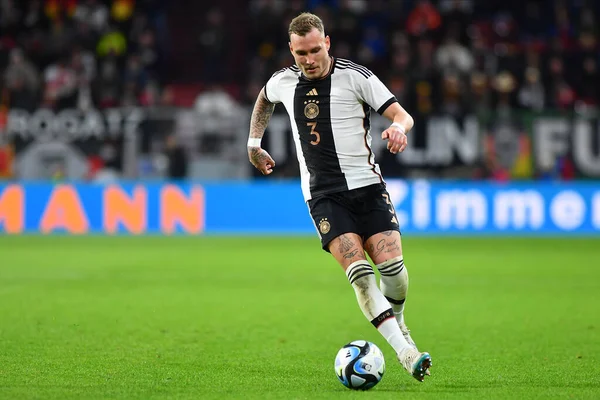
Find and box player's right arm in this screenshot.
[247,87,276,175]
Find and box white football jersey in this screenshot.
[264,57,397,202]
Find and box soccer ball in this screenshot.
[334,340,385,390]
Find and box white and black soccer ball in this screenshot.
[334,340,385,390]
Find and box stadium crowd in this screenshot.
[0,0,169,113]
[2,0,598,114]
[197,0,600,181]
[1,0,598,115]
[226,0,600,115]
[0,0,599,180]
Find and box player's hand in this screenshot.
[382,125,408,154]
[248,147,276,175]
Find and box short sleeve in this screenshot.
[264,70,285,104]
[356,73,398,115]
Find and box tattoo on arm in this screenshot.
[248,146,270,167]
[249,90,275,140]
[247,90,276,168]
[382,230,394,236]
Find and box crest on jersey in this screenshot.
[304,99,319,119]
[319,218,330,234]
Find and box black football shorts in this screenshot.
[307,183,401,252]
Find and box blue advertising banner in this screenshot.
[0,180,599,235]
[384,180,600,235]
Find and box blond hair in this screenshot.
[288,12,325,37]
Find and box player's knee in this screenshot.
[377,256,408,301]
[330,233,365,268]
[376,256,407,281]
[346,260,376,285]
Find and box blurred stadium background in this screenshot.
[0,0,599,183]
[1,1,599,399]
[1,0,599,234]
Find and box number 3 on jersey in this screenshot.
[307,122,320,145]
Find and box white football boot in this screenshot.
[398,347,432,382]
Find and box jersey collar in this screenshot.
[300,56,335,81]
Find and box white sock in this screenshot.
[376,256,408,325]
[346,260,411,354]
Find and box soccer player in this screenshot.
[247,12,432,382]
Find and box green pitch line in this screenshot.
[0,236,599,399]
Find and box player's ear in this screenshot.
[325,35,330,51]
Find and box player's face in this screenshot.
[289,28,331,79]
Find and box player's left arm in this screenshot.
[380,102,414,154]
[355,71,414,155]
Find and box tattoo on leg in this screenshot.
[343,249,359,259]
[385,239,400,253]
[338,235,354,253]
[373,239,386,257]
[382,230,394,236]
[343,249,365,259]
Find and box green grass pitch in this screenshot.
[0,235,599,399]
